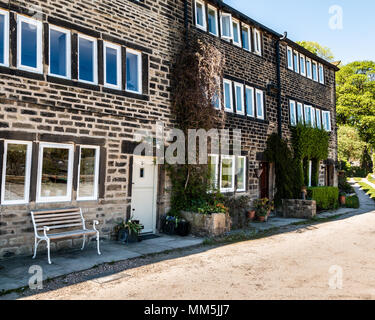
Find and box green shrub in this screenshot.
[345,195,360,208]
[307,187,339,210]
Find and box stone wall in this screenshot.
[282,199,317,219]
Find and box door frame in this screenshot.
[131,155,158,234]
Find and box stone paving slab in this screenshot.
[0,235,203,293]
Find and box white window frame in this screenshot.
[78,33,98,85]
[207,4,218,36]
[0,9,9,67]
[1,140,32,205]
[312,61,318,82]
[236,156,246,192]
[297,102,304,124]
[289,100,297,126]
[311,106,316,127]
[306,57,312,79]
[316,108,322,129]
[103,41,122,90]
[126,48,143,94]
[287,46,293,70]
[241,24,251,52]
[17,15,43,74]
[234,82,244,115]
[318,63,325,84]
[245,85,255,117]
[36,143,74,204]
[322,111,332,132]
[232,18,241,47]
[223,79,233,113]
[208,154,219,191]
[220,155,235,193]
[304,104,313,126]
[253,28,261,55]
[293,51,299,73]
[48,25,71,79]
[77,145,100,201]
[255,89,264,120]
[194,0,207,31]
[220,12,233,41]
[300,54,306,77]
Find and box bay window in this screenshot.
[289,100,297,126]
[78,34,98,84]
[37,143,74,203]
[223,79,233,112]
[220,13,232,41]
[104,41,122,90]
[77,146,100,201]
[255,89,264,120]
[195,0,206,31]
[241,24,251,51]
[245,86,255,117]
[17,15,43,73]
[0,9,9,67]
[232,19,241,47]
[207,5,218,36]
[236,156,246,192]
[208,154,219,190]
[220,155,235,193]
[126,48,142,94]
[1,141,32,205]
[49,25,71,79]
[234,82,244,115]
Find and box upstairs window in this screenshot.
[322,111,331,131]
[232,19,241,47]
[220,12,232,41]
[17,15,43,73]
[293,51,299,73]
[297,102,304,124]
[77,146,100,201]
[300,54,306,76]
[195,0,206,31]
[287,46,293,70]
[312,61,318,82]
[241,24,251,51]
[306,58,312,79]
[126,49,142,94]
[49,25,71,79]
[234,82,244,115]
[255,89,264,120]
[245,86,255,117]
[207,5,218,36]
[0,9,9,67]
[253,28,261,55]
[78,34,98,84]
[319,64,325,84]
[104,41,122,90]
[223,79,233,113]
[289,100,297,126]
[316,108,322,129]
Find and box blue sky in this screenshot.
[224,0,374,64]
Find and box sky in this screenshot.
[224,0,374,64]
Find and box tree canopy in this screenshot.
[338,125,368,163]
[296,41,335,62]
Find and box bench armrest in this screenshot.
[43,226,50,238]
[93,220,99,232]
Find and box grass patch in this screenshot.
[291,214,344,226]
[367,174,375,184]
[358,182,375,201]
[353,177,363,182]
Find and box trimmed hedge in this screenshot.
[307,187,339,210]
[345,195,360,209]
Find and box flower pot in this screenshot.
[247,210,256,220]
[258,216,266,222]
[118,229,139,244]
[176,221,191,237]
[339,195,346,205]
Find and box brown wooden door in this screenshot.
[260,162,269,199]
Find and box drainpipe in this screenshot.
[184,0,189,47]
[276,32,287,138]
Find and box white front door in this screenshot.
[131,156,157,234]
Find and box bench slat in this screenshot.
[36,219,83,227]
[34,215,82,223]
[32,209,80,215]
[37,223,84,231]
[33,212,82,219]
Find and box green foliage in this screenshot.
[345,195,360,209]
[367,174,375,184]
[224,195,251,216]
[296,41,335,62]
[307,187,339,210]
[253,198,274,217]
[358,182,375,201]
[338,125,368,163]
[338,173,355,194]
[361,146,373,174]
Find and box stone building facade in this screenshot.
[0,0,338,259]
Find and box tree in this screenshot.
[296,41,335,62]
[336,61,375,147]
[337,125,368,163]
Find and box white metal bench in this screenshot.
[30,207,101,264]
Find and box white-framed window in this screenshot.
[212,75,221,109]
[300,54,306,76]
[0,9,9,67]
[78,34,98,84]
[103,41,122,90]
[304,105,313,126]
[293,51,299,73]
[234,82,244,115]
[312,61,318,82]
[287,46,293,70]
[49,25,71,79]
[311,106,316,127]
[308,160,312,187]
[207,5,218,36]
[220,155,235,193]
[36,143,74,203]
[194,0,207,31]
[255,89,264,120]
[289,100,297,126]
[223,79,233,112]
[318,63,325,84]
[297,102,304,124]
[236,156,246,192]
[241,24,251,51]
[208,154,219,190]
[126,48,142,94]
[245,86,255,117]
[17,15,43,74]
[253,28,261,55]
[306,57,312,79]
[1,141,32,205]
[232,19,241,47]
[220,12,232,41]
[77,146,100,201]
[316,108,322,129]
[322,111,332,132]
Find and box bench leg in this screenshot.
[47,239,52,265]
[96,232,101,255]
[33,238,42,259]
[81,235,86,251]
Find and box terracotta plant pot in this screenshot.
[258,216,266,222]
[247,210,256,220]
[339,195,346,205]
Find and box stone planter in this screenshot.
[181,211,231,237]
[282,199,317,219]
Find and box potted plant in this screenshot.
[301,186,308,200]
[161,215,180,235]
[115,218,143,244]
[256,208,268,222]
[339,192,346,206]
[247,210,256,220]
[254,198,274,222]
[176,218,191,237]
